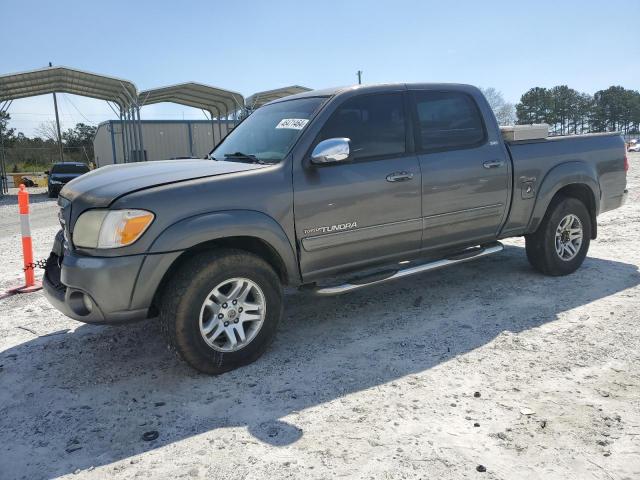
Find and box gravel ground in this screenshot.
[1,156,639,480]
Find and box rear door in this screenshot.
[411,89,510,251]
[293,92,422,279]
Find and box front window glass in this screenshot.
[211,97,326,163]
[318,93,406,160]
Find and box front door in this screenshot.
[410,89,510,251]
[293,92,422,280]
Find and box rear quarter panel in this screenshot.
[502,133,626,237]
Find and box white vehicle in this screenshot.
[629,140,640,152]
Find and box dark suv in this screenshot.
[46,162,90,197]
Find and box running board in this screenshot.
[312,242,504,296]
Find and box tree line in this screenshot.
[0,113,96,172]
[515,85,640,135]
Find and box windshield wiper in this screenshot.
[224,152,270,164]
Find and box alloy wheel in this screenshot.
[198,277,266,352]
[555,214,583,261]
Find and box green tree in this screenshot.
[516,87,552,125]
[0,111,16,145]
[573,93,594,134]
[590,86,640,133]
[63,123,97,147]
[516,86,640,135]
[547,85,581,135]
[62,122,97,163]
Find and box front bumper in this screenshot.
[43,231,174,324]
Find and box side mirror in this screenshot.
[310,138,350,165]
[44,170,50,175]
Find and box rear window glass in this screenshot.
[414,91,485,152]
[51,164,90,174]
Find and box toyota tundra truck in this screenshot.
[43,83,629,374]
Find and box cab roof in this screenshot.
[264,83,479,106]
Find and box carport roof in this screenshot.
[0,65,137,109]
[138,82,244,116]
[245,85,312,109]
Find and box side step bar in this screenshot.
[313,242,504,296]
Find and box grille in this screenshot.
[57,195,72,247]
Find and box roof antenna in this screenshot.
[357,70,363,85]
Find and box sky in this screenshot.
[1,0,638,135]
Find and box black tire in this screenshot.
[48,188,57,198]
[525,196,591,276]
[158,249,283,374]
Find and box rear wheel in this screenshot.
[159,249,283,374]
[525,196,591,276]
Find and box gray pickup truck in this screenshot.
[43,83,628,373]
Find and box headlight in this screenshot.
[73,209,154,249]
[49,179,62,185]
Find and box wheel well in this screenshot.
[552,184,597,239]
[148,236,289,317]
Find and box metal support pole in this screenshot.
[119,110,127,163]
[52,92,64,163]
[122,110,128,163]
[135,107,145,161]
[209,110,216,148]
[49,63,64,163]
[0,137,6,195]
[0,109,7,195]
[132,108,140,161]
[130,106,140,161]
[128,108,136,162]
[127,108,135,162]
[212,106,222,145]
[0,100,12,195]
[124,109,132,163]
[223,108,229,138]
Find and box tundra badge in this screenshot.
[303,222,358,236]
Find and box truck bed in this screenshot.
[501,132,627,238]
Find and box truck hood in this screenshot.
[60,159,266,207]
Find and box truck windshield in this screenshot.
[211,97,326,163]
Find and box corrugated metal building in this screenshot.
[93,119,233,167]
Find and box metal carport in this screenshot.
[245,85,312,112]
[138,82,244,149]
[0,65,143,193]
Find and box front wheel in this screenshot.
[525,197,591,276]
[159,249,283,374]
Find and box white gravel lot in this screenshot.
[0,156,639,480]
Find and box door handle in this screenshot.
[483,159,505,169]
[386,171,414,182]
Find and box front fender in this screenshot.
[149,210,300,284]
[527,161,600,234]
